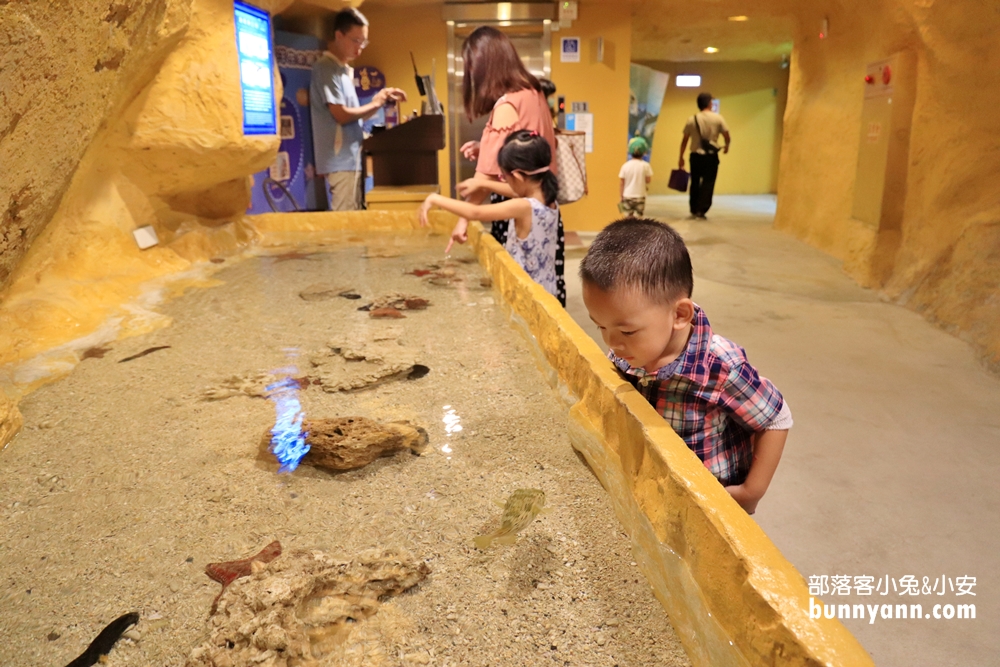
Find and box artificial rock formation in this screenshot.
[259,417,429,472]
[185,547,430,667]
[309,335,419,393]
[0,0,288,372]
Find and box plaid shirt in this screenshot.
[610,306,784,486]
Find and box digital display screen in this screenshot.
[234,1,276,135]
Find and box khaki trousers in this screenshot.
[325,170,362,211]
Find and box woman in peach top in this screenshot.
[448,26,565,306]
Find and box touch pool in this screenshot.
[0,235,691,667]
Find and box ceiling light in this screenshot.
[728,15,749,21]
[676,75,702,87]
[704,46,719,54]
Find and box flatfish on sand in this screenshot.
[474,488,547,549]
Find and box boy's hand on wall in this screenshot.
[724,484,760,514]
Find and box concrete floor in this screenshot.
[563,195,998,667]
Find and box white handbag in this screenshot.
[555,129,588,204]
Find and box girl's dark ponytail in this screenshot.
[539,171,559,207]
[498,130,559,206]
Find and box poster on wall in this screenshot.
[354,66,387,133]
[628,63,670,161]
[234,1,276,135]
[247,31,324,214]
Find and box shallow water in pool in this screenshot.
[0,235,689,667]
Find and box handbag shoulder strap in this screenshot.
[693,113,702,139]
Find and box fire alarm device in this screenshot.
[865,75,875,84]
[882,65,892,85]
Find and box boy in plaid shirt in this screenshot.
[580,218,791,513]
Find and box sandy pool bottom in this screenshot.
[0,235,690,667]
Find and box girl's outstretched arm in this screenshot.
[419,194,529,230]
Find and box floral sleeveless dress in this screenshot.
[504,198,562,302]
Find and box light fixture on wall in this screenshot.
[704,46,719,54]
[728,15,749,21]
[676,74,702,87]
[819,17,829,39]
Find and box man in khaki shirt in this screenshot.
[678,92,731,219]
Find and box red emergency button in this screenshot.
[882,65,892,85]
[865,75,874,84]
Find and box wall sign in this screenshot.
[560,37,581,63]
[234,1,276,135]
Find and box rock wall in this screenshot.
[0,0,296,374]
[0,0,190,286]
[775,0,1000,369]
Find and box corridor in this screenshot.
[565,196,998,667]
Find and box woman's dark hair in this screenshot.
[463,26,540,119]
[329,8,368,36]
[498,130,559,206]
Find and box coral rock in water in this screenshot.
[185,548,430,667]
[261,417,428,471]
[199,372,279,401]
[362,293,430,311]
[310,337,418,393]
[299,284,358,301]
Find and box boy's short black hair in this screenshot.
[697,92,713,110]
[328,7,368,36]
[580,218,693,302]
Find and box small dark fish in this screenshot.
[408,269,432,277]
[209,257,226,264]
[118,345,171,363]
[357,304,372,311]
[64,612,139,667]
[339,292,362,300]
[408,364,430,380]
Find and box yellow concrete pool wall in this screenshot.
[463,223,874,667]
[0,209,871,665]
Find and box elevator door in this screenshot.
[447,23,550,196]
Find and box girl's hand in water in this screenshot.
[460,141,480,161]
[418,196,435,227]
[446,218,470,254]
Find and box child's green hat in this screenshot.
[628,136,649,155]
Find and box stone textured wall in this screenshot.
[775,0,1000,369]
[0,0,190,286]
[0,0,294,373]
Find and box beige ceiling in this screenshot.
[630,0,795,62]
[278,0,797,62]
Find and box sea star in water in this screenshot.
[205,541,282,613]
